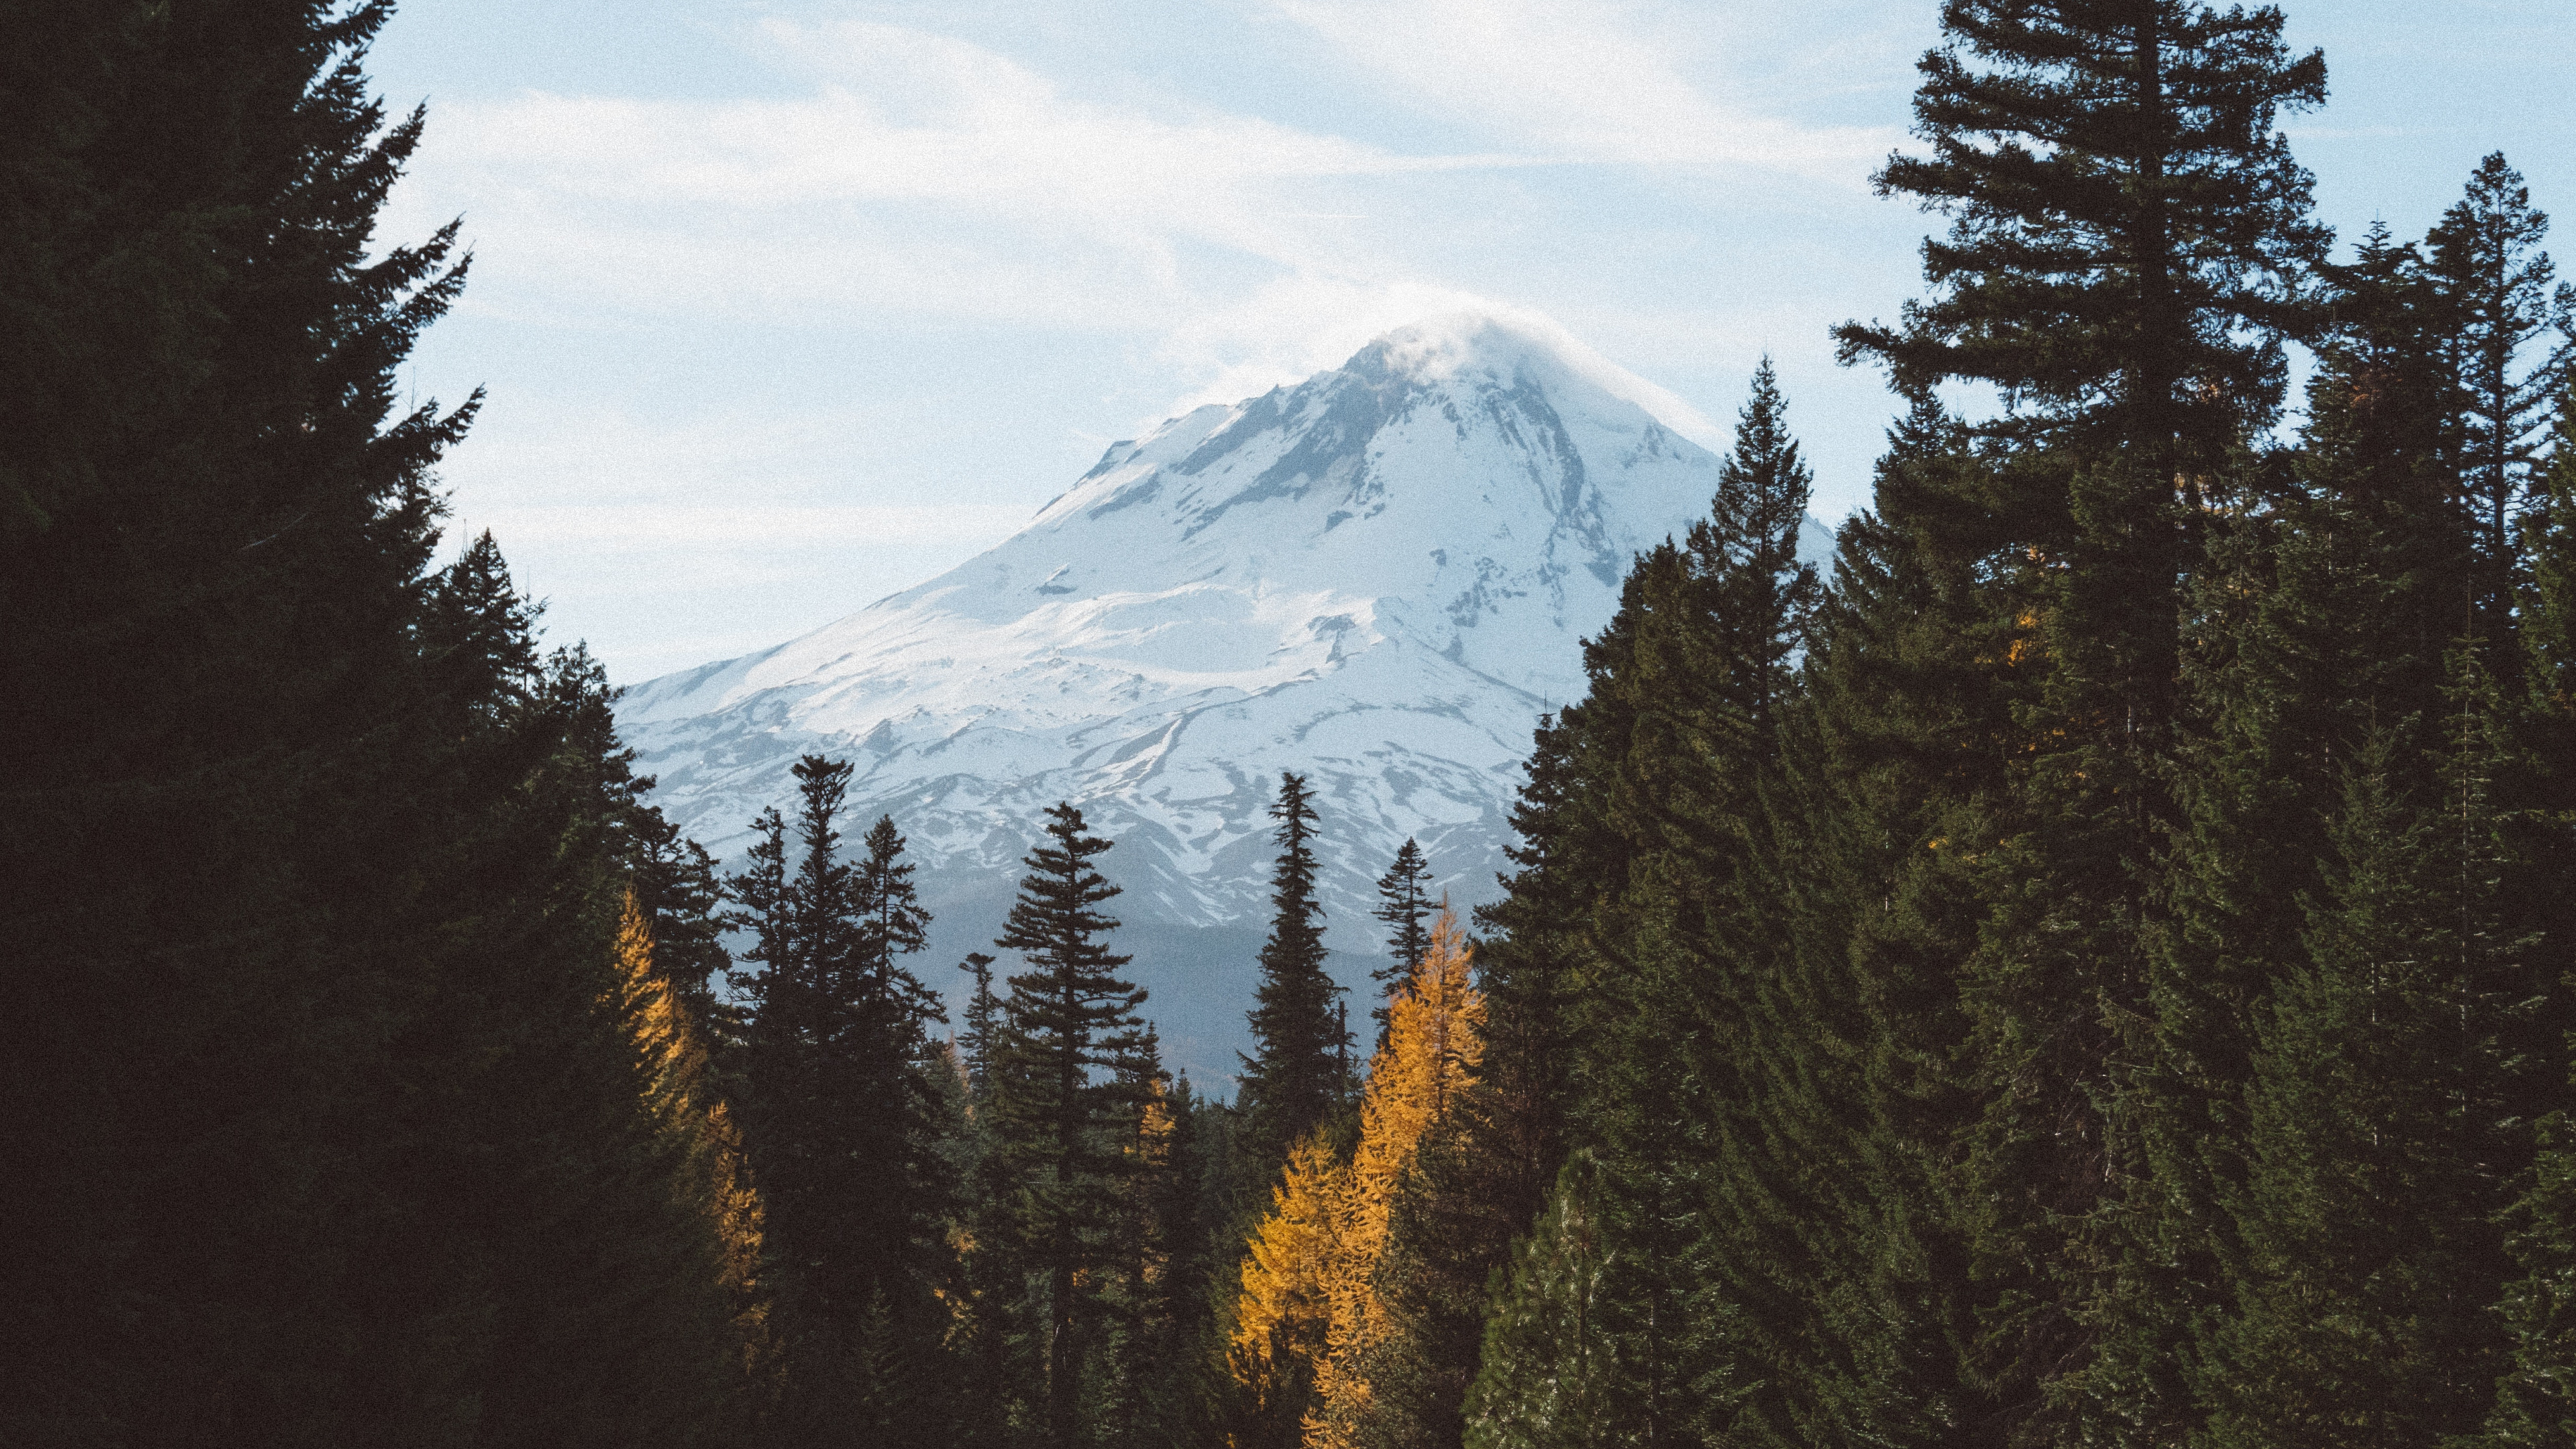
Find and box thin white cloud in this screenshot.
[449,36,1506,215]
[386,9,1884,410]
[1269,0,1893,179]
[379,7,1890,684]
[1153,274,1510,413]
[395,19,1532,335]
[1149,274,1728,447]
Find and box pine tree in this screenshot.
[724,808,795,996]
[1837,5,2333,1432]
[957,951,1002,1099]
[1372,840,1436,1046]
[850,810,952,1261]
[3,4,742,1438]
[1701,356,1825,745]
[1839,1,2328,468]
[2133,219,2479,1442]
[2297,219,2467,688]
[847,810,954,1327]
[2491,388,2576,1446]
[1095,1036,1179,1449]
[2428,153,2574,637]
[1397,359,1827,1448]
[1110,1067,1223,1448]
[631,803,737,1028]
[726,763,953,1443]
[435,623,756,1448]
[1545,360,1822,1448]
[2206,704,2532,1446]
[1458,1159,1625,1449]
[1725,394,2004,1447]
[989,802,1155,1449]
[1240,771,1351,1170]
[746,759,860,1313]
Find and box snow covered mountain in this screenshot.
[617,313,1830,1079]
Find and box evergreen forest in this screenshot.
[13,2,2576,1446]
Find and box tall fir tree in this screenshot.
[726,762,953,1446]
[2206,703,2532,1447]
[1573,360,1821,1448]
[989,802,1155,1449]
[1102,1065,1225,1449]
[1837,3,2333,1433]
[2475,378,2576,1449]
[724,808,795,1002]
[3,5,745,1441]
[1372,839,1436,1046]
[2428,152,2574,649]
[1239,771,1351,1170]
[1095,1034,1183,1449]
[1701,356,1825,745]
[419,585,753,1448]
[1389,363,1821,1449]
[630,800,739,1034]
[2146,217,2479,1444]
[1458,1158,1619,1449]
[1729,392,2006,1446]
[957,951,1003,1099]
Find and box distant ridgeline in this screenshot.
[15,5,2576,1449]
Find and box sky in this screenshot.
[370,0,2576,684]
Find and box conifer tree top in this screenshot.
[1372,839,1436,1044]
[989,802,1151,1116]
[1839,0,2331,459]
[1238,771,1350,1156]
[996,801,1138,991]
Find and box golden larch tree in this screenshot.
[1126,1071,1181,1302]
[1232,1133,1347,1436]
[611,890,774,1381]
[1310,906,1482,1446]
[1228,906,1483,1448]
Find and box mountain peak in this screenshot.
[615,312,1822,1079]
[1342,310,1725,449]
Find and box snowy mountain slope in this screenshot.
[618,313,1831,1078]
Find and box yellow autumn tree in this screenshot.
[1232,1132,1347,1436]
[1228,906,1484,1448]
[1310,906,1482,1446]
[1128,1072,1179,1291]
[1111,1069,1182,1353]
[611,890,773,1381]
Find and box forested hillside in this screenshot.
[10,2,2576,1448]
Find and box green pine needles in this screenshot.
[1240,771,1352,1168]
